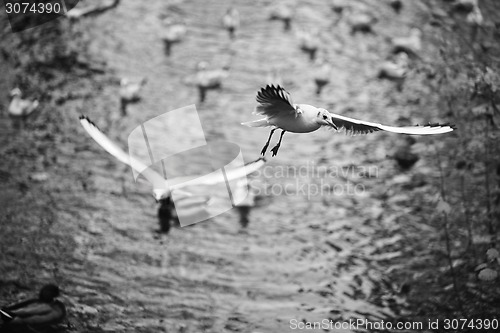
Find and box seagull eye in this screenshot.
[323,115,327,120]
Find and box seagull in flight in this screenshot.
[79,116,266,201]
[242,85,455,157]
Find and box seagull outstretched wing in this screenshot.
[255,84,298,118]
[79,116,172,198]
[79,116,266,199]
[329,113,455,135]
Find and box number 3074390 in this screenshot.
[5,2,62,14]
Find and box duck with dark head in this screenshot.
[0,284,66,332]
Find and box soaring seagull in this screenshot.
[242,85,455,157]
[79,116,265,201]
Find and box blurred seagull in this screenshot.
[119,77,147,115]
[79,116,265,201]
[233,178,257,228]
[349,12,377,35]
[297,29,321,61]
[79,116,265,233]
[80,116,265,232]
[222,7,240,39]
[378,52,409,91]
[269,3,293,32]
[330,0,348,26]
[466,4,483,40]
[66,0,120,19]
[8,88,39,129]
[389,0,403,14]
[313,58,332,95]
[331,0,348,15]
[161,16,187,56]
[242,85,455,157]
[466,4,483,26]
[195,61,230,103]
[391,28,422,56]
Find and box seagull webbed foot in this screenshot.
[270,144,281,157]
[260,144,269,156]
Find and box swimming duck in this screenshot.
[296,29,321,61]
[119,77,147,115]
[8,88,39,129]
[195,61,230,103]
[0,284,66,331]
[269,3,293,32]
[391,28,422,56]
[161,16,187,57]
[222,7,240,39]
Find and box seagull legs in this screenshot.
[120,98,127,116]
[198,86,206,103]
[261,128,276,156]
[163,40,172,56]
[270,130,285,157]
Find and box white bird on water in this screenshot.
[8,88,39,128]
[161,16,187,57]
[242,85,456,157]
[119,78,147,115]
[222,7,240,39]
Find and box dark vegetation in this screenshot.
[383,0,500,328]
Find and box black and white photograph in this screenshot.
[0,0,499,332]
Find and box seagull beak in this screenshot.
[328,116,338,130]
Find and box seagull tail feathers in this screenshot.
[241,118,269,127]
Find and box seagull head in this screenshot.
[316,108,337,129]
[9,87,22,98]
